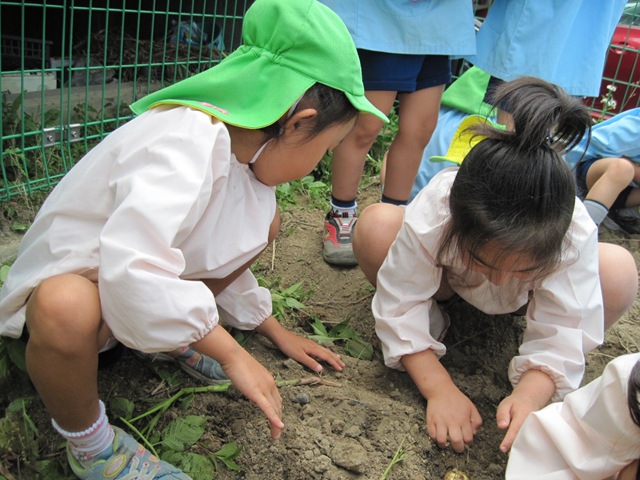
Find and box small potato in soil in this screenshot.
[443,468,469,480]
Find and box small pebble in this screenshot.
[294,392,310,404]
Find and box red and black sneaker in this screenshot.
[322,210,358,266]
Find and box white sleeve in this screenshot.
[373,175,454,370]
[98,112,228,352]
[509,205,604,401]
[506,353,640,480]
[215,269,272,330]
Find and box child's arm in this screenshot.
[256,316,345,372]
[495,368,555,453]
[401,348,482,453]
[191,324,285,439]
[213,271,345,372]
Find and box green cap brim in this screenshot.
[130,0,388,128]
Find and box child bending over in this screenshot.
[353,77,638,455]
[0,0,387,478]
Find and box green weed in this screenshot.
[0,398,41,475]
[257,277,311,324]
[308,317,374,360]
[380,434,408,480]
[276,174,329,210]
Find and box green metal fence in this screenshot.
[1,0,250,201]
[2,1,640,202]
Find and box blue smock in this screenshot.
[565,108,640,169]
[318,0,476,55]
[467,0,627,96]
[411,67,494,200]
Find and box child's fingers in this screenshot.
[431,418,450,450]
[495,399,513,431]
[292,344,345,373]
[307,346,345,371]
[448,425,467,453]
[254,394,284,440]
[499,410,528,453]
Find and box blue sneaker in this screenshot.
[68,426,191,479]
[141,347,230,385]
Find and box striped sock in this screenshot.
[52,400,115,467]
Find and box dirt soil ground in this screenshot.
[1,177,639,480]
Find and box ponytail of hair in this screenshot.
[437,76,592,280]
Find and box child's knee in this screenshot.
[26,274,101,340]
[268,209,281,243]
[608,157,636,185]
[351,119,384,148]
[599,244,638,325]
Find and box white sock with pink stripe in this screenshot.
[52,400,115,466]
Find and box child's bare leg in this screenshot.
[585,157,636,208]
[598,242,638,330]
[352,202,404,285]
[616,459,639,480]
[382,86,443,202]
[330,91,396,203]
[24,273,106,431]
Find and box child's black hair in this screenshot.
[437,76,592,281]
[260,82,358,141]
[628,360,640,428]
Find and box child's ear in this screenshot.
[281,108,317,135]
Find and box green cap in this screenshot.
[440,66,494,118]
[130,0,388,128]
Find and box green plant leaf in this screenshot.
[6,339,26,372]
[344,338,374,361]
[10,221,29,232]
[162,451,216,480]
[160,415,208,451]
[309,318,328,337]
[109,397,135,420]
[214,442,243,471]
[284,297,306,310]
[0,264,10,283]
[34,459,68,479]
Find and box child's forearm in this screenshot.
[255,315,286,345]
[191,324,246,366]
[401,349,457,399]
[512,368,556,409]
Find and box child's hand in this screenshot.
[402,349,482,453]
[192,324,284,439]
[495,393,536,453]
[220,350,285,439]
[256,316,346,373]
[496,369,555,453]
[426,385,483,453]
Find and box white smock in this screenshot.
[506,352,640,479]
[0,106,276,352]
[374,168,604,401]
